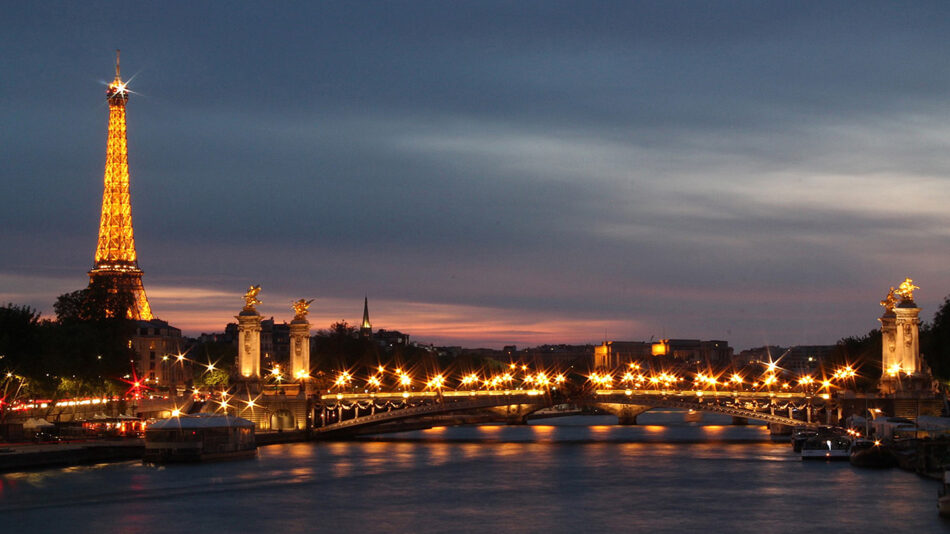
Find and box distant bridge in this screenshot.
[590,389,823,427]
[314,388,825,436]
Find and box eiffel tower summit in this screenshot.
[88,50,153,320]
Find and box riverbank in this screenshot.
[0,441,144,472]
[0,430,312,472]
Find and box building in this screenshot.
[594,341,653,368]
[595,339,733,368]
[652,339,733,366]
[374,329,409,350]
[781,345,836,374]
[519,345,594,368]
[131,319,187,386]
[260,318,290,370]
[735,345,835,374]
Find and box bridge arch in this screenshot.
[270,409,295,431]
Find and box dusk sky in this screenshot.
[4,2,950,349]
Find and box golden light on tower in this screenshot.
[88,50,153,320]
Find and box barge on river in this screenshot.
[144,413,256,463]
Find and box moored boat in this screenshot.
[801,435,851,461]
[144,413,256,463]
[792,427,818,453]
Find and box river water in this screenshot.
[1,411,947,533]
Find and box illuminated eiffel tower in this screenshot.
[88,50,153,321]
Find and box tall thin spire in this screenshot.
[89,52,152,321]
[360,296,372,338]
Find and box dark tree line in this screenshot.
[0,282,138,400]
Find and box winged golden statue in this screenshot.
[880,287,897,313]
[243,285,262,310]
[896,278,919,302]
[292,298,314,318]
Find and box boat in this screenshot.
[791,427,818,452]
[849,438,896,468]
[143,413,256,463]
[801,435,851,460]
[939,471,950,516]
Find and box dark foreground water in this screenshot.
[1,411,948,534]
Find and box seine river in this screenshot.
[2,411,947,533]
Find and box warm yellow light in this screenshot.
[171,409,180,417]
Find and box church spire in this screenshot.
[360,296,372,338]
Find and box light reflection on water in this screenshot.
[0,413,948,534]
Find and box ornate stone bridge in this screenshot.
[313,388,825,436]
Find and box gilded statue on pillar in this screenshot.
[896,278,919,302]
[880,287,898,313]
[292,298,314,319]
[243,285,262,310]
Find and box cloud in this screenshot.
[4,3,950,350]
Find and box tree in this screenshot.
[0,304,41,376]
[46,287,138,395]
[921,295,950,381]
[830,330,881,391]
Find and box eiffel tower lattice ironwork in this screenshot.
[88,50,153,321]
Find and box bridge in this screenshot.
[590,389,824,427]
[315,390,553,436]
[314,388,826,436]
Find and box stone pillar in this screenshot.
[893,304,921,375]
[237,306,262,379]
[880,312,898,369]
[290,317,310,381]
[879,280,924,393]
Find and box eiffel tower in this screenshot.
[88,50,153,321]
